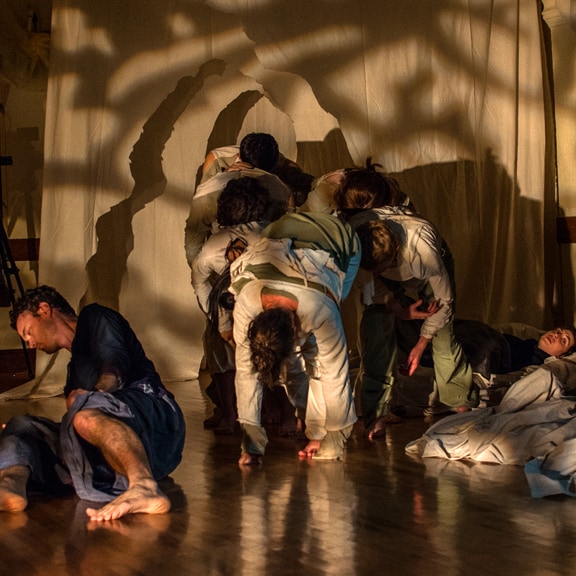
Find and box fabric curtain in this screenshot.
[2,0,554,398]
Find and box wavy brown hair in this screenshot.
[247,308,295,388]
[216,177,270,226]
[335,158,403,217]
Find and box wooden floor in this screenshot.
[0,349,35,393]
[1,380,576,576]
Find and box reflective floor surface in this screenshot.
[1,380,576,576]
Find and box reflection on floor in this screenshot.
[1,380,576,576]
[0,349,35,393]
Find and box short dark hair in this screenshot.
[355,220,398,271]
[217,177,271,226]
[9,285,76,329]
[239,133,279,172]
[335,158,403,217]
[247,308,295,388]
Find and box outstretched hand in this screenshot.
[400,335,430,376]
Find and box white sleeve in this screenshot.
[412,235,454,339]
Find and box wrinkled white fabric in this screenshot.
[406,367,576,497]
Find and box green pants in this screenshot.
[359,304,477,428]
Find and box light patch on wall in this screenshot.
[256,25,364,71]
[46,72,117,163]
[167,11,197,39]
[106,39,213,102]
[206,0,275,12]
[55,8,113,55]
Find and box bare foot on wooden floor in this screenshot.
[298,439,322,459]
[368,413,402,441]
[86,479,170,522]
[0,466,29,513]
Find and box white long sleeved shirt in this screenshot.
[351,206,454,340]
[191,221,266,314]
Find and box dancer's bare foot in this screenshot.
[86,479,170,522]
[238,452,263,466]
[0,466,29,513]
[367,420,385,441]
[86,510,171,538]
[298,439,322,459]
[367,413,402,441]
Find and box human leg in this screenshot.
[213,371,238,435]
[233,304,269,464]
[310,426,354,460]
[235,350,268,463]
[293,334,324,458]
[239,423,268,465]
[0,415,69,512]
[0,466,29,512]
[431,320,478,409]
[204,322,236,431]
[235,368,268,463]
[359,304,398,438]
[277,386,303,436]
[72,409,170,521]
[299,314,356,459]
[279,350,309,436]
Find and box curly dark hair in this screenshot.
[247,308,295,388]
[216,177,271,226]
[9,285,76,329]
[239,133,279,172]
[335,158,403,217]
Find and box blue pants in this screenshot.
[0,384,185,502]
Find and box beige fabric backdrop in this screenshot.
[2,0,557,398]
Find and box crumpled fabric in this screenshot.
[406,367,576,497]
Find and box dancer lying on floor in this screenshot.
[406,358,576,498]
[394,319,576,395]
